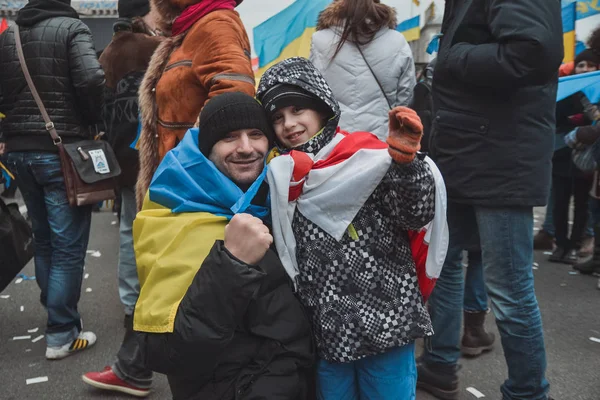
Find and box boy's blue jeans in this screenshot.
[317,342,416,400]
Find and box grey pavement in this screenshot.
[0,202,599,400]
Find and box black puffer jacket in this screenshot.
[429,0,563,206]
[0,17,105,153]
[137,242,315,400]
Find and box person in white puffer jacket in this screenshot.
[309,0,416,141]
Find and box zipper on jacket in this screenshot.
[157,119,195,130]
[164,59,192,72]
[209,73,255,87]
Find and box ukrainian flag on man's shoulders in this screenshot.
[133,129,269,333]
[254,0,332,80]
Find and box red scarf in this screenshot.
[171,0,236,36]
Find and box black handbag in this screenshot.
[0,197,34,292]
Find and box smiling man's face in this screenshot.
[208,128,269,190]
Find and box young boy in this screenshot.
[257,57,446,399]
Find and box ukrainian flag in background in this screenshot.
[576,0,600,20]
[397,15,421,42]
[563,2,577,63]
[254,0,332,79]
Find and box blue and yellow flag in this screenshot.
[397,15,421,42]
[563,2,577,63]
[254,0,332,80]
[133,128,269,333]
[577,0,600,19]
[557,69,600,102]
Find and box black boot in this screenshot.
[574,224,600,275]
[461,310,495,357]
[417,358,460,400]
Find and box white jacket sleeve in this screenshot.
[395,48,416,107]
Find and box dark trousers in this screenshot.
[552,174,593,250]
[112,314,153,388]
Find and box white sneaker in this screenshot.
[46,331,97,360]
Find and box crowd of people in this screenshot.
[0,0,598,399]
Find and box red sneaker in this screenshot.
[82,366,150,397]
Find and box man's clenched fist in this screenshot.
[387,106,424,164]
[224,214,273,266]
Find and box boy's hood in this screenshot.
[257,57,341,153]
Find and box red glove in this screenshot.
[386,106,424,164]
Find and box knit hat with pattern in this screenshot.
[198,92,274,156]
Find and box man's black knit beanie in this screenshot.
[198,92,274,156]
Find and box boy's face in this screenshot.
[575,60,598,75]
[209,128,269,190]
[271,106,325,149]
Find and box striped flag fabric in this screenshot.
[397,15,421,42]
[253,0,332,80]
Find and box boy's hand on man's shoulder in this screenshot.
[224,214,273,266]
[387,106,423,164]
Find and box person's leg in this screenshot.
[357,343,416,400]
[541,185,555,236]
[6,153,52,308]
[550,175,572,261]
[117,187,139,315]
[570,177,593,251]
[463,251,488,312]
[33,153,92,348]
[316,358,358,400]
[475,206,549,400]
[462,251,495,357]
[418,202,476,400]
[421,202,475,365]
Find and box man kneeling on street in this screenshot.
[132,92,314,399]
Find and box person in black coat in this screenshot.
[134,93,315,400]
[419,1,563,399]
[0,0,104,360]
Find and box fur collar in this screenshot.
[316,1,397,31]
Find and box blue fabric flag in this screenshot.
[426,34,442,55]
[557,70,600,103]
[149,128,270,221]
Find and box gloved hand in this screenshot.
[386,106,423,164]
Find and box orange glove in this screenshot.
[386,106,423,164]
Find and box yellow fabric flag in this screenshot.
[133,195,228,333]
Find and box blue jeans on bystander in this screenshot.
[422,202,549,400]
[6,152,91,347]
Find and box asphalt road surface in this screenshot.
[1,201,598,400]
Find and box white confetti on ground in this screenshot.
[569,271,579,275]
[0,295,9,299]
[533,266,539,270]
[85,288,92,293]
[90,251,101,258]
[26,376,48,385]
[20,306,24,312]
[560,283,567,287]
[466,387,486,398]
[543,251,552,255]
[27,328,38,333]
[13,336,31,341]
[15,278,23,284]
[84,273,89,280]
[111,221,118,225]
[590,337,600,344]
[25,349,31,352]
[32,335,44,343]
[533,262,539,267]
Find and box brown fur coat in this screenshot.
[136,0,254,210]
